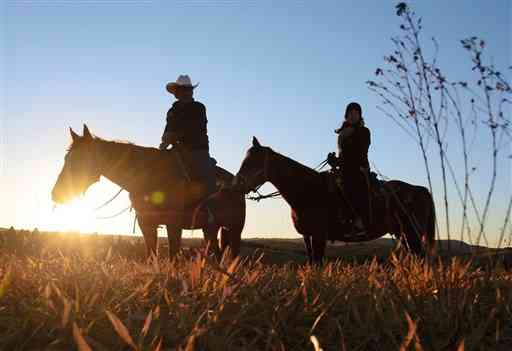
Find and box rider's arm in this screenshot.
[160,107,180,149]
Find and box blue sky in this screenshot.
[1,1,510,244]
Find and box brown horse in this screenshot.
[51,125,245,259]
[234,137,435,264]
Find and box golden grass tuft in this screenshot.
[0,230,511,350]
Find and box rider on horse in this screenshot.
[159,75,216,203]
[327,102,371,236]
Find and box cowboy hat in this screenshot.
[165,75,199,94]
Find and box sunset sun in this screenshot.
[48,198,96,233]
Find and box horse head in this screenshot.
[51,124,101,204]
[233,137,272,194]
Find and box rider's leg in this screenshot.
[183,149,216,223]
[343,169,370,232]
[354,172,370,229]
[182,149,216,197]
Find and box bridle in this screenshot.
[237,149,330,202]
[59,141,114,209]
[64,144,102,196]
[236,147,272,194]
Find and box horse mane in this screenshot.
[93,137,163,159]
[96,136,134,145]
[271,149,319,178]
[67,134,153,152]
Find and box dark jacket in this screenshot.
[164,99,209,150]
[337,122,370,171]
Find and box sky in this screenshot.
[1,0,510,244]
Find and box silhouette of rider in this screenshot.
[327,102,371,235]
[159,75,216,203]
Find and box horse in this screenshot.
[233,137,435,264]
[51,125,246,259]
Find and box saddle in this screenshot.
[130,164,230,214]
[324,169,389,241]
[326,169,385,202]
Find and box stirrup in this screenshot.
[349,218,367,236]
[351,229,367,237]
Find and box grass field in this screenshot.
[1,228,511,350]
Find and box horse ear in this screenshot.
[83,124,93,140]
[70,127,79,142]
[252,136,262,148]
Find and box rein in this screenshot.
[93,188,132,220]
[93,188,124,211]
[92,140,167,221]
[95,205,132,220]
[89,140,138,220]
[247,189,281,202]
[246,151,329,202]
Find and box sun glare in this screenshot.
[48,198,96,233]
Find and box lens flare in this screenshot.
[150,191,166,205]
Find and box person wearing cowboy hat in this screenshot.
[160,74,216,201]
[327,102,371,236]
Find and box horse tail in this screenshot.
[425,189,436,254]
[407,185,436,256]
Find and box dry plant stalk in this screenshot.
[367,2,511,251]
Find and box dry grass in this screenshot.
[0,229,511,350]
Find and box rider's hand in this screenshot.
[327,152,337,167]
[159,142,169,150]
[162,132,178,145]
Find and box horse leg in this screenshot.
[221,226,241,259]
[166,224,182,259]
[414,188,436,256]
[139,219,158,258]
[397,211,425,257]
[425,198,437,256]
[311,233,327,265]
[388,182,435,257]
[397,200,430,257]
[392,212,416,255]
[203,225,221,260]
[220,227,230,256]
[303,236,313,265]
[403,229,425,256]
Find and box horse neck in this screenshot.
[94,139,156,192]
[267,150,319,208]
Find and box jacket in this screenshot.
[163,99,209,150]
[337,122,370,171]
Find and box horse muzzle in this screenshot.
[51,188,72,204]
